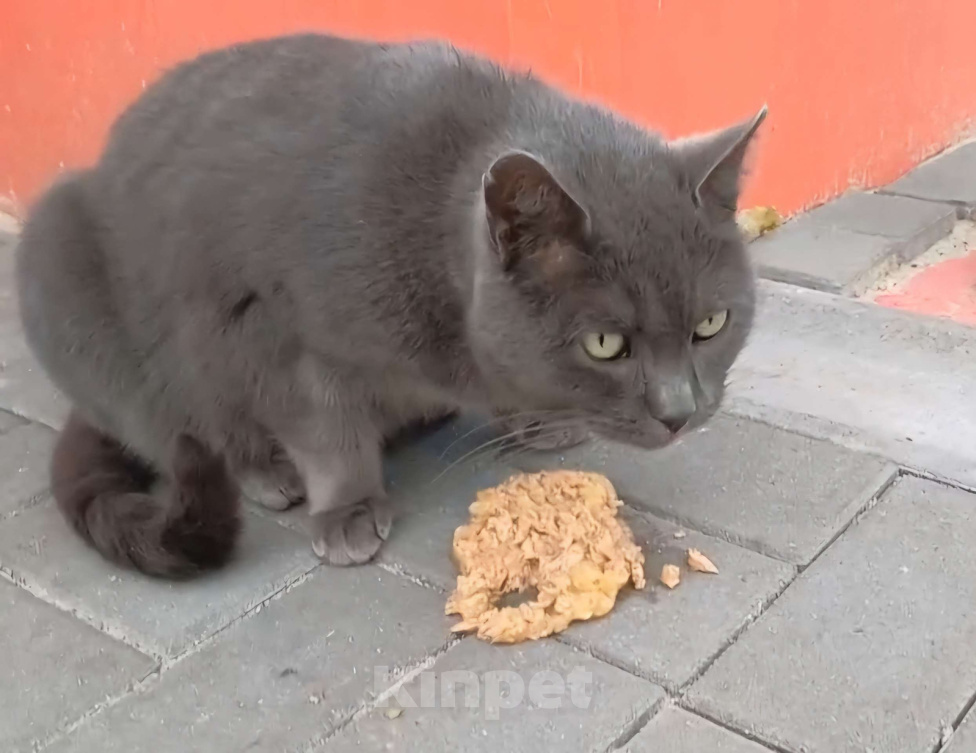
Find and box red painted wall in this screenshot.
[3,0,976,217]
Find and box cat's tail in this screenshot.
[51,412,242,578]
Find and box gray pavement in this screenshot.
[3,144,976,752]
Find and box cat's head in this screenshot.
[467,107,765,449]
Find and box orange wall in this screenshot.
[3,0,976,217]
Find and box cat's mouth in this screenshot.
[585,415,678,450]
[586,407,715,450]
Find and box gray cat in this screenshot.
[16,33,764,576]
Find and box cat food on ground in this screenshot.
[660,564,681,589]
[446,471,645,643]
[686,548,719,574]
[737,206,783,241]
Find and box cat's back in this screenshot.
[95,34,513,190]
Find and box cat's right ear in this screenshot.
[675,106,767,223]
[482,151,589,271]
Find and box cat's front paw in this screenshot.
[500,417,590,451]
[310,497,393,566]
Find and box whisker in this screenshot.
[435,409,575,460]
[427,416,593,485]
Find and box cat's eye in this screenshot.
[581,332,629,361]
[693,310,729,341]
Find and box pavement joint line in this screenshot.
[0,409,26,437]
[376,560,448,593]
[0,506,324,661]
[28,562,325,752]
[599,694,667,752]
[794,463,901,574]
[0,561,158,658]
[664,467,898,707]
[678,704,796,753]
[29,661,163,753]
[297,634,464,753]
[0,406,58,432]
[0,489,51,524]
[936,686,976,753]
[875,188,974,219]
[901,466,976,496]
[673,563,799,697]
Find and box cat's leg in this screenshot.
[289,441,390,566]
[239,441,307,512]
[276,410,390,566]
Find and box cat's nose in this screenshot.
[661,415,691,434]
[652,378,698,434]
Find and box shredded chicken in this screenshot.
[446,470,645,643]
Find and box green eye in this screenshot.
[693,310,729,341]
[581,332,628,361]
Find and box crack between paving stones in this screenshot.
[680,705,796,753]
[294,635,464,753]
[0,563,161,658]
[27,562,323,752]
[874,189,973,218]
[600,694,667,752]
[376,560,448,593]
[0,489,51,523]
[633,466,902,728]
[934,685,976,753]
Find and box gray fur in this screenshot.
[16,34,762,569]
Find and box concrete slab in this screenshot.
[802,191,956,261]
[622,706,774,752]
[0,580,155,753]
[44,567,454,753]
[728,279,976,487]
[884,141,976,215]
[514,415,892,565]
[327,636,663,753]
[750,223,897,295]
[0,408,24,435]
[687,476,976,753]
[0,421,55,518]
[561,507,792,690]
[0,352,69,430]
[0,500,320,658]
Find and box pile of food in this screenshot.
[446,470,646,643]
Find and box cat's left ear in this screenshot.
[676,106,767,220]
[482,151,590,272]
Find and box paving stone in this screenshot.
[622,706,774,752]
[687,476,976,753]
[885,141,976,214]
[0,580,155,753]
[0,351,69,429]
[514,414,892,566]
[0,408,24,434]
[729,279,976,488]
[327,636,663,753]
[45,567,453,753]
[801,191,956,261]
[0,422,56,518]
[559,508,793,690]
[750,222,898,295]
[0,500,320,658]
